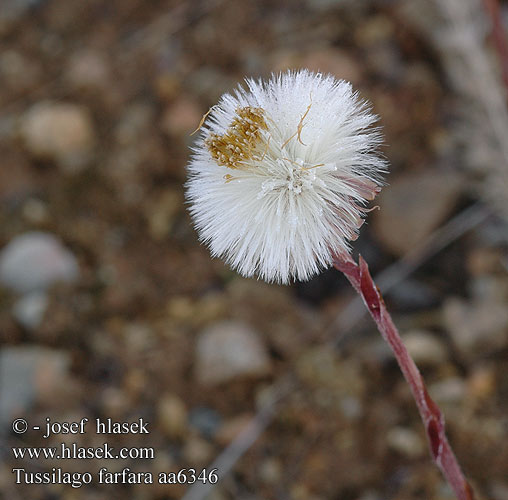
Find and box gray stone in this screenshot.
[12,291,48,329]
[0,346,70,429]
[0,231,79,293]
[195,320,271,385]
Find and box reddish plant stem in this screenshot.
[333,254,474,500]
[482,0,508,93]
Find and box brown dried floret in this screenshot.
[205,106,267,169]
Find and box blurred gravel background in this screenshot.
[1,0,508,499]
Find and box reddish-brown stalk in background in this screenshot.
[482,0,508,92]
[334,254,475,500]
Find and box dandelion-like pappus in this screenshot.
[186,70,386,283]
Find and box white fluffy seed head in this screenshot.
[185,70,387,284]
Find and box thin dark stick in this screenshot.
[181,375,295,500]
[334,254,475,500]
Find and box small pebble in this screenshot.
[259,458,283,484]
[12,291,48,329]
[182,436,214,465]
[467,366,496,400]
[20,101,95,172]
[443,297,508,357]
[386,426,425,458]
[158,394,188,439]
[195,320,271,385]
[188,407,222,438]
[0,232,79,294]
[65,50,111,91]
[0,346,70,428]
[21,198,49,225]
[429,377,466,405]
[403,329,448,365]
